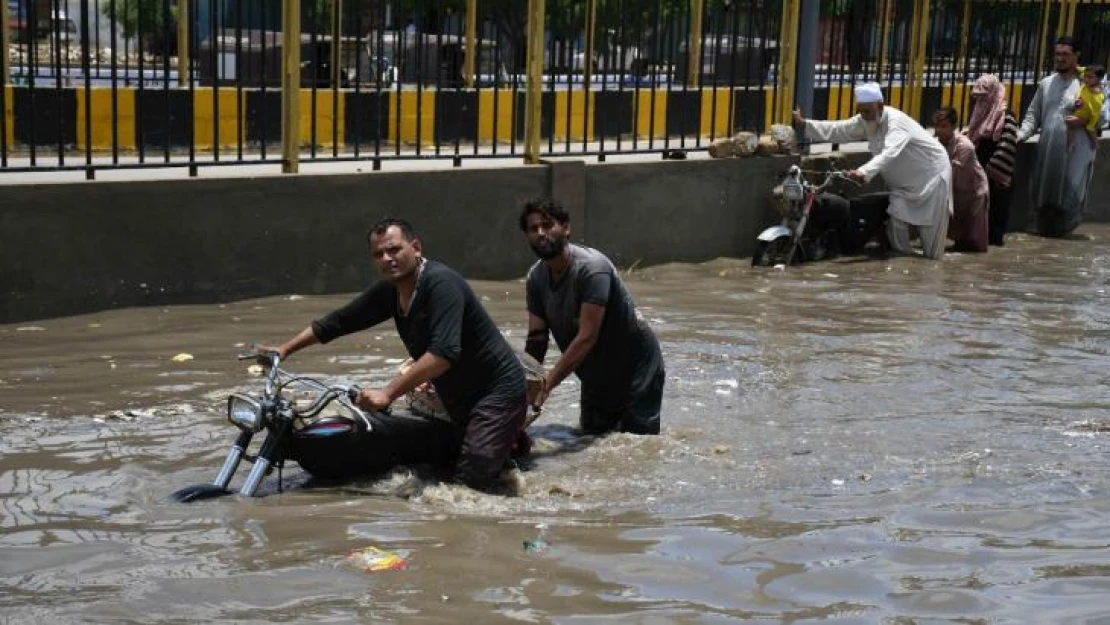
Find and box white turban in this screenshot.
[854,82,884,104]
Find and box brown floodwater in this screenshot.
[3,229,1110,623]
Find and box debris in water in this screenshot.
[16,326,45,332]
[822,273,839,278]
[345,546,408,572]
[286,295,305,301]
[714,379,739,389]
[715,388,731,395]
[858,473,872,482]
[171,353,194,363]
[712,445,731,455]
[831,479,845,486]
[523,538,548,554]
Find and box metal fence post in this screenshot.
[877,0,894,83]
[283,0,302,174]
[464,0,477,88]
[775,0,801,124]
[1,0,10,85]
[687,0,704,88]
[955,0,971,79]
[178,0,190,86]
[331,0,343,89]
[906,0,931,121]
[795,0,819,118]
[524,0,545,164]
[583,0,597,91]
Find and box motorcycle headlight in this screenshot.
[782,176,805,202]
[227,394,264,432]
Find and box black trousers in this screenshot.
[988,180,1012,245]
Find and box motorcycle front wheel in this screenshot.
[751,235,795,267]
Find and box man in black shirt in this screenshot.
[265,218,527,490]
[519,199,665,435]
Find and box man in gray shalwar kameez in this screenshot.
[1018,36,1097,237]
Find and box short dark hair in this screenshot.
[1086,64,1106,79]
[367,217,417,243]
[1056,36,1080,53]
[518,198,570,232]
[933,106,959,126]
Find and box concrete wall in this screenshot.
[2,139,1108,323]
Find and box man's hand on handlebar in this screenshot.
[792,108,806,132]
[847,170,866,184]
[355,388,393,412]
[251,344,285,368]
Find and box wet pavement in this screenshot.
[3,228,1110,623]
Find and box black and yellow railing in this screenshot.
[1,0,1108,174]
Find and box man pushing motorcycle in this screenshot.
[260,218,527,492]
[793,82,952,260]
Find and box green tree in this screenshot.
[101,0,175,41]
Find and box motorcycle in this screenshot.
[169,352,459,502]
[752,165,890,267]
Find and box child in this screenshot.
[1067,64,1105,150]
[934,107,989,252]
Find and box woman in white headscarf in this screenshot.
[965,74,1019,246]
[793,82,952,260]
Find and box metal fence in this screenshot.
[0,0,1107,176]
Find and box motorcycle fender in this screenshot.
[757,226,793,242]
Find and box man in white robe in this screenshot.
[1018,37,1096,237]
[793,82,952,260]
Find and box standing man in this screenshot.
[793,82,952,260]
[520,198,664,436]
[1018,36,1097,237]
[264,218,527,491]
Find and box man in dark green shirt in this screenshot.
[266,218,526,490]
[520,199,665,435]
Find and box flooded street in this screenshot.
[3,228,1110,623]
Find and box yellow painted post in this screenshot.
[905,0,930,120]
[955,0,971,77]
[283,0,302,174]
[178,0,190,86]
[583,0,597,91]
[464,0,477,88]
[1056,0,1077,37]
[1,0,9,85]
[523,0,545,164]
[687,0,704,88]
[1036,0,1052,78]
[877,0,893,83]
[953,0,972,117]
[775,0,800,124]
[1063,0,1078,37]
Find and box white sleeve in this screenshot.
[804,117,867,144]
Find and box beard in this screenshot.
[530,235,568,260]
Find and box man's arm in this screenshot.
[269,326,319,360]
[525,313,550,364]
[803,116,867,145]
[857,120,911,182]
[357,276,462,411]
[1018,83,1043,141]
[259,283,392,364]
[537,302,605,407]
